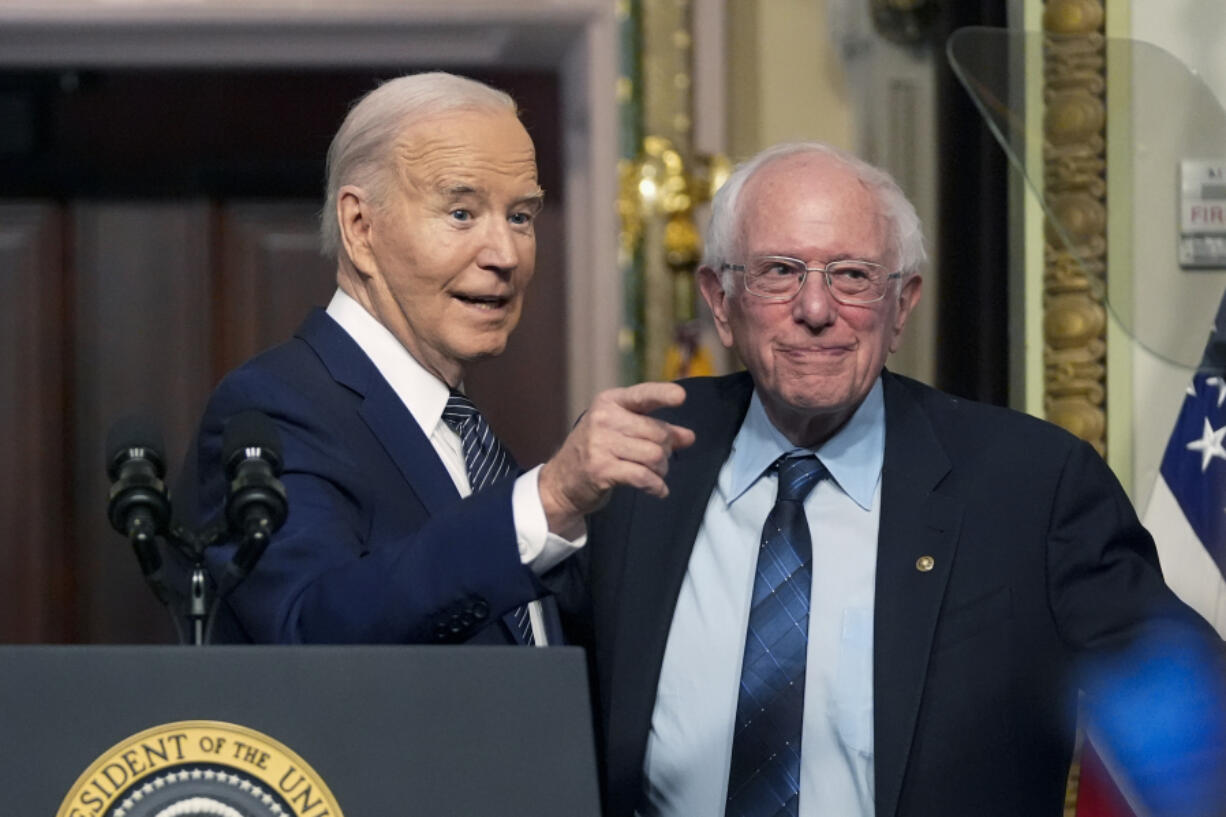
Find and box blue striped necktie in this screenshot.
[441,390,534,645]
[725,453,826,817]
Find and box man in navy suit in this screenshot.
[180,72,693,645]
[560,142,1224,817]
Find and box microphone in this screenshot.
[222,410,288,582]
[105,416,172,602]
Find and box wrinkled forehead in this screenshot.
[735,155,893,260]
[394,109,539,191]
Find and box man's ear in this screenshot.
[337,185,377,278]
[697,265,736,349]
[888,273,923,354]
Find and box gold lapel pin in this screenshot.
[915,555,935,572]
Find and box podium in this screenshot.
[0,645,601,816]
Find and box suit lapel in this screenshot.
[296,309,459,515]
[606,374,754,804]
[873,373,963,817]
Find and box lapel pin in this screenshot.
[915,555,935,572]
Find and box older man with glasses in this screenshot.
[557,141,1220,817]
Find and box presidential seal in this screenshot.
[57,720,343,817]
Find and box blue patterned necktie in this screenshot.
[725,453,826,817]
[441,390,534,645]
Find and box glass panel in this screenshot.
[947,27,1226,373]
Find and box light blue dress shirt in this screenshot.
[641,378,885,817]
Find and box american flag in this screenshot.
[1077,289,1226,817]
[1143,289,1226,637]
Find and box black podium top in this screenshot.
[0,645,601,816]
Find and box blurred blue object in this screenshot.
[1085,627,1226,817]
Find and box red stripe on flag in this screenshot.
[1075,738,1138,817]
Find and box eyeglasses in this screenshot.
[721,255,902,304]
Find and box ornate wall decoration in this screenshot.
[1042,0,1108,457]
[617,0,729,382]
[1042,7,1108,816]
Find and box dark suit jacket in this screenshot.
[562,370,1212,817]
[177,308,556,644]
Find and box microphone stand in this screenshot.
[166,522,226,646]
[151,500,280,646]
[190,567,208,646]
[110,410,286,646]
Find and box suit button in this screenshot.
[472,600,490,620]
[449,613,465,635]
[460,613,474,628]
[434,624,450,642]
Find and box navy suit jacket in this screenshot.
[558,370,1216,817]
[178,309,556,644]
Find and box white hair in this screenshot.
[703,142,927,290]
[320,71,518,259]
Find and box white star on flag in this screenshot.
[1186,417,1226,472]
[1208,376,1226,407]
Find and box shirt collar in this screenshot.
[722,376,885,511]
[325,288,451,435]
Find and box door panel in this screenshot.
[0,204,70,642]
[72,202,214,643]
[217,203,335,373]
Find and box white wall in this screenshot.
[726,0,855,158]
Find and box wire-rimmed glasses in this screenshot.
[721,255,902,304]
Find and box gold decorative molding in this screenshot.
[1043,0,1105,33]
[638,0,693,381]
[1042,2,1108,458]
[618,134,729,377]
[618,0,730,381]
[1044,8,1107,816]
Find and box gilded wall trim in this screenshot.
[618,0,728,382]
[1042,6,1107,815]
[1042,0,1108,456]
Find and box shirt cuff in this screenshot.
[513,464,587,574]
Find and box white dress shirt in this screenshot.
[325,289,584,643]
[642,378,885,817]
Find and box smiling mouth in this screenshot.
[781,345,852,356]
[454,293,512,310]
